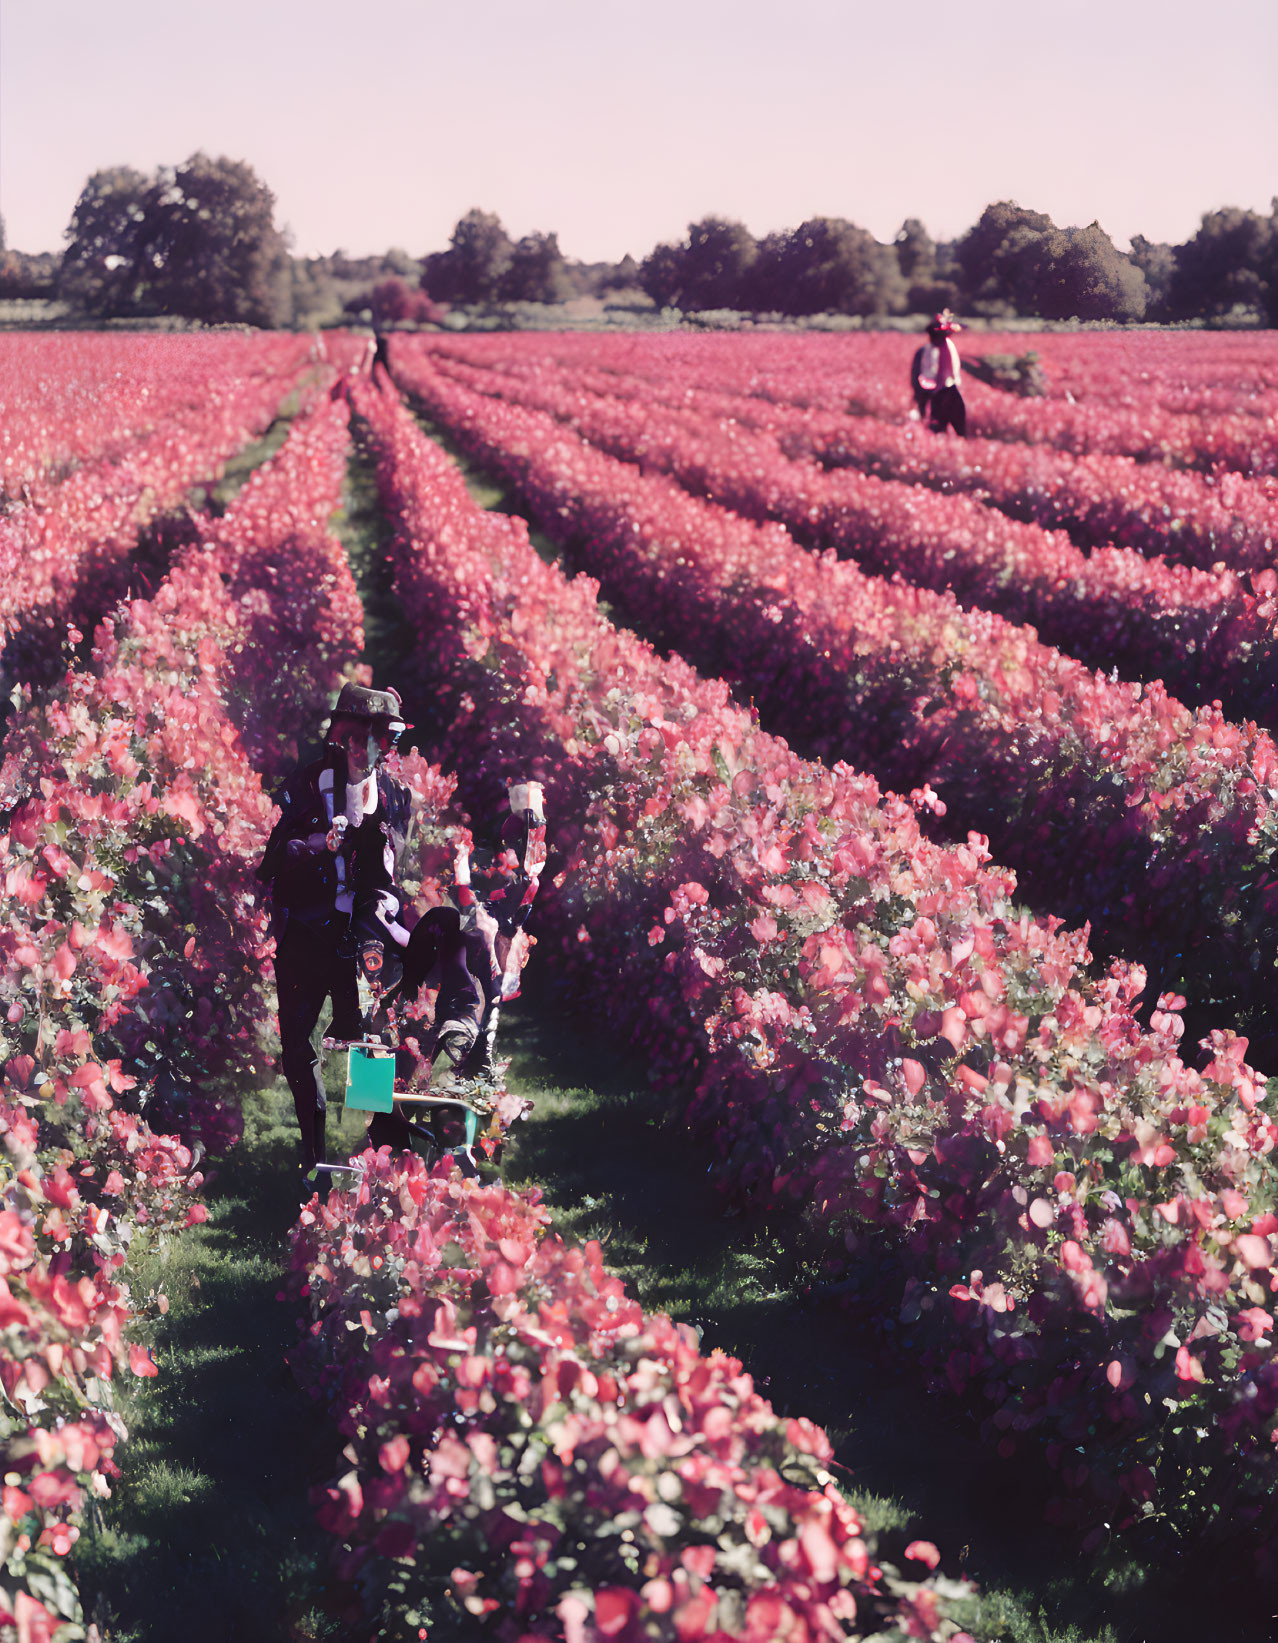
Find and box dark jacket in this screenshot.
[257,750,412,930]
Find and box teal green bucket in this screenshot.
[344,1045,396,1113]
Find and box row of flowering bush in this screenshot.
[431,339,1277,583]
[0,339,315,698]
[427,329,1278,478]
[0,382,369,1639]
[421,344,1278,722]
[290,1151,973,1642]
[0,585,267,1638]
[353,368,1278,1572]
[976,330,1278,421]
[389,347,1278,1043]
[0,333,312,502]
[194,391,367,782]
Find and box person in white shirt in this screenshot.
[910,311,966,436]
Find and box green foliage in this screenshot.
[638,239,688,309]
[955,201,1057,313]
[751,218,906,316]
[58,166,153,318]
[498,230,574,304]
[965,350,1048,396]
[1036,223,1148,321]
[955,203,1148,321]
[59,154,290,326]
[1127,235,1178,319]
[678,217,760,311]
[142,153,290,327]
[1168,204,1276,322]
[640,216,905,317]
[422,209,514,304]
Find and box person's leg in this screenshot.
[400,906,452,1001]
[367,1107,417,1153]
[327,953,363,1042]
[459,924,504,1079]
[931,386,966,436]
[434,924,489,1065]
[276,923,336,1173]
[461,998,502,1080]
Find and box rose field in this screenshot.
[0,328,1276,1643]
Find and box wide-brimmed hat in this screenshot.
[927,310,960,335]
[329,683,410,734]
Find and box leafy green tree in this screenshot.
[383,246,420,279]
[499,231,573,303]
[288,258,342,328]
[1168,206,1273,320]
[60,155,289,324]
[638,240,685,308]
[1128,235,1178,319]
[602,253,640,292]
[141,153,290,326]
[59,166,152,316]
[893,218,961,314]
[756,217,904,316]
[954,200,1056,313]
[894,218,935,284]
[1258,200,1278,325]
[423,210,513,303]
[677,217,758,310]
[1035,222,1147,321]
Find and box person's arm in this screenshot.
[256,768,326,884]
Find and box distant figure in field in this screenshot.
[910,311,966,436]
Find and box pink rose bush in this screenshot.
[384,348,1278,1043]
[351,367,1278,1568]
[0,332,315,695]
[0,333,310,500]
[290,1153,974,1642]
[993,330,1278,421]
[421,328,1278,475]
[482,334,1277,579]
[195,392,366,781]
[424,342,1278,680]
[0,354,362,1637]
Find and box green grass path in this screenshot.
[75,1085,370,1643]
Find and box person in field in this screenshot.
[256,684,413,1179]
[257,683,546,1180]
[910,311,966,436]
[360,782,547,1156]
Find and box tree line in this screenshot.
[7,152,1277,327]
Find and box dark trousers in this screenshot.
[276,917,361,1169]
[401,906,491,1050]
[366,908,493,1157]
[928,385,966,436]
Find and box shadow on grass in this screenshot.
[499,979,1270,1643]
[75,1084,363,1643]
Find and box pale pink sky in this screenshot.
[4,0,1275,261]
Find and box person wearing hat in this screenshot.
[256,683,412,1179]
[910,311,966,436]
